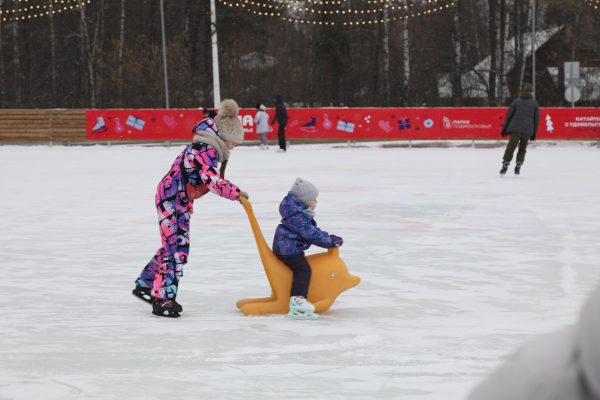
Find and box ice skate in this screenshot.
[132,284,152,304]
[514,162,522,175]
[152,297,183,318]
[288,296,319,318]
[300,117,317,132]
[499,162,509,175]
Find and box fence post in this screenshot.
[48,109,54,145]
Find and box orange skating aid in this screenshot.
[237,197,360,315]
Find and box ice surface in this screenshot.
[1,141,599,399]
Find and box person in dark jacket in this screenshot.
[273,178,343,318]
[270,95,288,152]
[500,83,540,175]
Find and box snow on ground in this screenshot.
[1,141,599,400]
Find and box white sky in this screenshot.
[1,141,599,399]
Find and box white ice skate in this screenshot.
[288,296,319,318]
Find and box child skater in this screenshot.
[273,178,344,318]
[254,103,270,150]
[133,99,249,318]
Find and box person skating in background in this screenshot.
[254,103,270,150]
[499,83,540,176]
[133,99,249,318]
[272,178,344,318]
[468,284,600,400]
[270,95,288,152]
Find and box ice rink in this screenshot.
[1,141,600,399]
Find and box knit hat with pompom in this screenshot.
[290,178,319,206]
[214,99,244,145]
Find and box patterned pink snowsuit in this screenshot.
[135,142,240,300]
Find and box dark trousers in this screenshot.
[278,124,287,151]
[277,253,312,297]
[502,132,530,164]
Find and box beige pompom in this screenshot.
[218,99,239,117]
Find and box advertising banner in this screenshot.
[87,107,600,141]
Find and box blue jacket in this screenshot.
[273,193,334,256]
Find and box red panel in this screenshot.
[87,108,600,141]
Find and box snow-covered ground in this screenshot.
[1,141,599,400]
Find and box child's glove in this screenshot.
[330,235,344,247]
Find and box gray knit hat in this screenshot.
[214,99,244,145]
[290,178,319,206]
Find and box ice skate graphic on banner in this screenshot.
[92,116,108,134]
[337,119,355,133]
[300,117,318,133]
[126,115,146,130]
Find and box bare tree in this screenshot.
[78,0,96,107]
[381,7,391,105]
[451,0,464,105]
[11,20,22,105]
[487,0,498,105]
[514,0,529,98]
[0,0,5,107]
[48,0,57,107]
[117,0,126,102]
[402,17,411,103]
[498,0,507,103]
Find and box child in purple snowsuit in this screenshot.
[273,178,343,317]
[133,99,249,318]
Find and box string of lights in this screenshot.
[218,0,455,26]
[1,0,76,15]
[584,0,599,9]
[266,0,448,14]
[0,0,91,22]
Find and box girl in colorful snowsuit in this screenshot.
[133,99,248,318]
[273,178,344,317]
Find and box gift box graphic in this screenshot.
[126,115,146,130]
[397,118,411,130]
[336,120,355,133]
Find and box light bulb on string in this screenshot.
[0,0,91,22]
[217,0,454,26]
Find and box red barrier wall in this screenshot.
[86,107,600,141]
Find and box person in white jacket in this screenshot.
[469,285,600,400]
[254,103,270,149]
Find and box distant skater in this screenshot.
[254,103,270,150]
[499,83,540,176]
[271,95,288,152]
